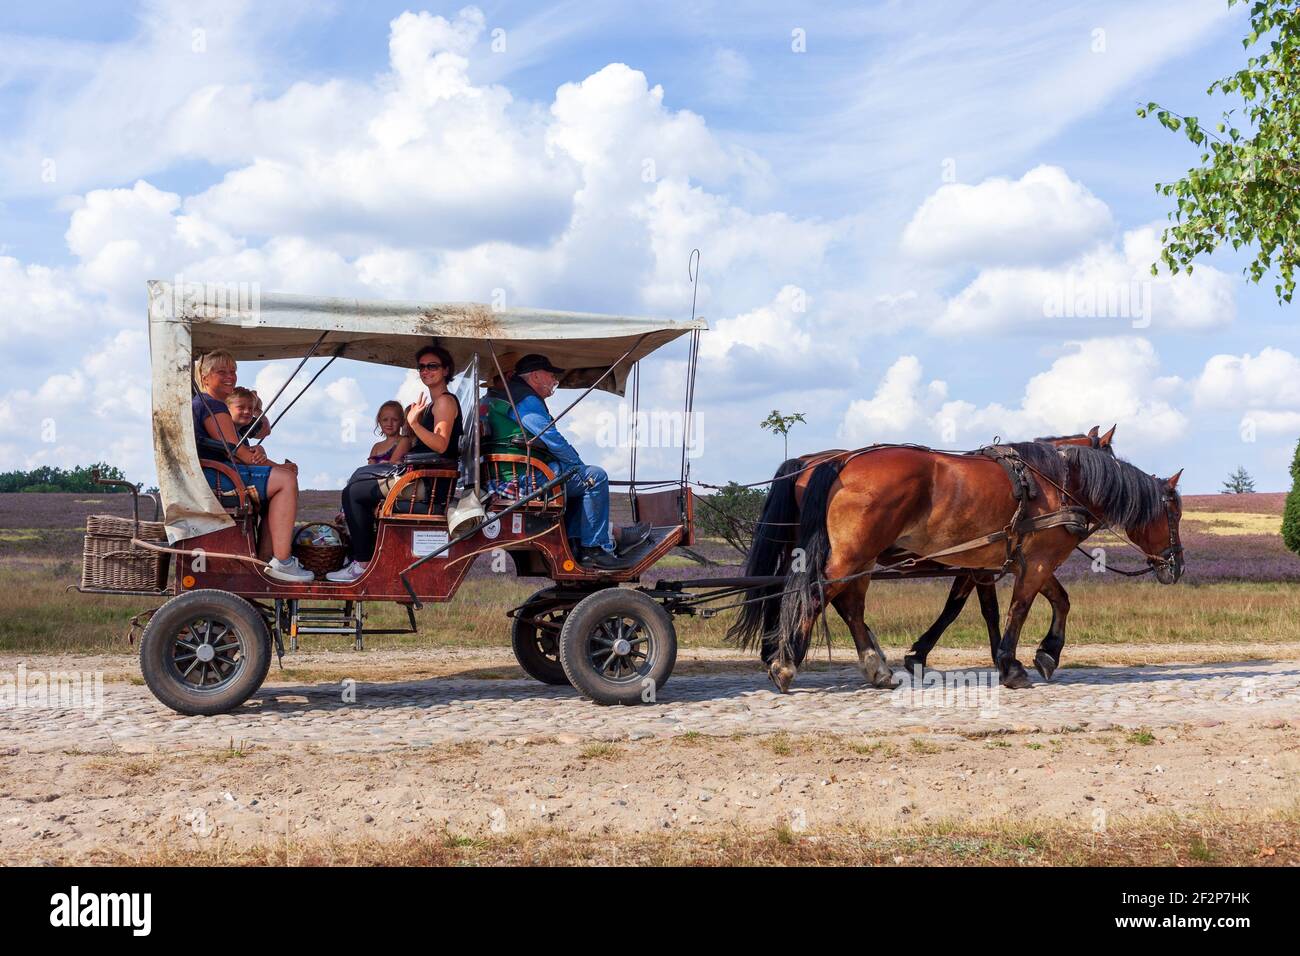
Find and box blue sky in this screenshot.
[1,0,1295,494]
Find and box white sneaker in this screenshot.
[266,556,315,583]
[325,559,366,583]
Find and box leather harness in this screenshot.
[881,444,1097,575]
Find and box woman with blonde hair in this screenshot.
[192,349,313,583]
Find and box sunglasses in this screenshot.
[417,362,444,371]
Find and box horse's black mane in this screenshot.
[1004,441,1168,529]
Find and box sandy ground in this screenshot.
[1,722,1296,864]
[1,645,1298,864]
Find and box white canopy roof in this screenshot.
[148,280,706,542]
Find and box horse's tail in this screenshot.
[776,458,845,666]
[727,457,805,652]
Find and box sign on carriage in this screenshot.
[411,530,450,558]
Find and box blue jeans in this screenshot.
[203,463,271,504]
[564,464,614,553]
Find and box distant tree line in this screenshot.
[0,463,128,493]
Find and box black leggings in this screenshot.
[341,465,392,562]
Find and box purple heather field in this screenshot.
[2,490,1294,586]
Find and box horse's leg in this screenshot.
[769,587,824,693]
[903,575,976,676]
[1032,575,1070,682]
[832,576,894,688]
[995,566,1052,690]
[975,579,1001,666]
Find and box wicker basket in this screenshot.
[81,523,168,592]
[292,523,348,578]
[86,514,167,541]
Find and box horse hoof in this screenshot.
[903,654,924,676]
[1000,666,1033,690]
[769,661,796,694]
[1033,651,1058,682]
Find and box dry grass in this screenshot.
[9,560,1300,655]
[578,742,623,761]
[82,757,160,778]
[848,740,899,758]
[86,808,1300,867]
[763,732,794,756]
[1182,511,1282,536]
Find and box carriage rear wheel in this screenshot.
[510,587,573,686]
[558,588,676,705]
[139,590,272,716]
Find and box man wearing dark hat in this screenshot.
[501,354,649,570]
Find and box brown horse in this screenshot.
[901,426,1118,680]
[728,427,1117,682]
[740,440,1182,691]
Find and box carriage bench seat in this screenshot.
[378,461,459,520]
[481,453,566,510]
[198,459,256,516]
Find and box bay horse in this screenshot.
[901,426,1118,679]
[743,441,1182,691]
[728,427,1116,683]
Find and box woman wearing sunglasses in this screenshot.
[328,345,463,583]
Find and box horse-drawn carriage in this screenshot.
[80,280,1185,716]
[81,280,715,713]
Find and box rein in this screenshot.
[1072,543,1154,576]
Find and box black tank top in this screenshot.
[409,393,463,459]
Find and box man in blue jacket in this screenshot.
[506,354,649,570]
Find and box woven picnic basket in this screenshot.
[291,522,349,578]
[81,515,169,591]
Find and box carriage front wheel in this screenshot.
[558,588,676,705]
[139,589,272,715]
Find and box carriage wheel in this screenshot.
[510,587,573,686]
[139,590,272,716]
[558,588,676,706]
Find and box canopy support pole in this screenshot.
[680,249,702,488]
[233,330,329,455]
[257,345,345,441]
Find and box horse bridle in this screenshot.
[1078,438,1182,578]
[1081,478,1183,579]
[1021,452,1184,579]
[1152,483,1184,579]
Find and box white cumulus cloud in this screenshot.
[1193,347,1300,409]
[840,338,1187,448]
[934,225,1235,335]
[839,356,948,442]
[901,165,1113,267]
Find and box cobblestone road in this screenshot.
[3,659,1298,754]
